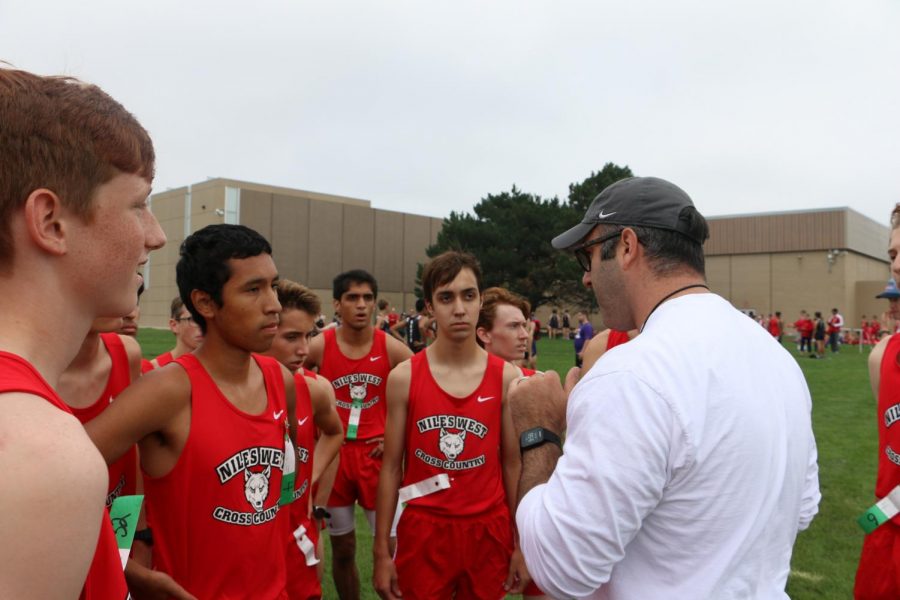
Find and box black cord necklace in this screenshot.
[640,283,710,333]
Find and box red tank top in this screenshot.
[607,329,631,351]
[290,372,315,511]
[143,353,289,599]
[69,333,137,507]
[0,352,128,600]
[876,335,900,498]
[140,358,153,373]
[319,328,390,441]
[402,351,507,516]
[285,371,317,577]
[154,350,175,368]
[520,367,536,376]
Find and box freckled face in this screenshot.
[66,172,166,319]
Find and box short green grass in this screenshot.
[133,332,876,598]
[136,327,174,359]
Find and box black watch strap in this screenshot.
[520,427,562,453]
[133,527,153,546]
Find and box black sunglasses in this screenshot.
[573,230,624,272]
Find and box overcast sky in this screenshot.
[2,0,898,227]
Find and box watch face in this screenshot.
[522,429,542,446]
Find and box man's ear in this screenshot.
[23,189,69,256]
[619,227,641,270]
[191,289,216,321]
[476,327,491,346]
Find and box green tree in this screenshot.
[567,162,634,214]
[423,163,634,313]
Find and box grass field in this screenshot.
[135,331,877,598]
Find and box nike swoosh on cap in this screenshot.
[597,210,617,219]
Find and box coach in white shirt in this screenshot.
[509,177,820,599]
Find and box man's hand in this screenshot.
[508,371,568,437]
[125,560,197,600]
[367,436,385,458]
[373,554,402,599]
[504,547,531,594]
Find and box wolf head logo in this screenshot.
[244,466,271,512]
[349,382,367,402]
[439,427,466,462]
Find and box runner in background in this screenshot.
[147,296,204,371]
[856,204,900,599]
[304,269,412,600]
[263,278,344,600]
[476,286,531,373]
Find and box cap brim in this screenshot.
[877,293,900,299]
[552,222,596,250]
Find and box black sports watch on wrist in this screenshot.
[312,506,331,520]
[519,427,562,453]
[133,527,154,546]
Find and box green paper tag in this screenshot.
[346,400,362,440]
[109,495,143,569]
[859,504,890,534]
[857,485,900,535]
[279,427,297,506]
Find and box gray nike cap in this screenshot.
[551,176,708,250]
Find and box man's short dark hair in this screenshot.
[415,298,426,313]
[333,269,378,300]
[597,209,709,277]
[422,251,483,303]
[176,224,272,333]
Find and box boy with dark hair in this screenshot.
[305,269,412,599]
[86,224,297,598]
[0,66,166,598]
[264,278,344,600]
[374,251,529,599]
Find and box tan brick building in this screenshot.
[143,181,892,336]
[533,207,892,334]
[704,207,890,330]
[142,178,442,328]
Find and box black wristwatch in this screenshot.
[133,527,154,546]
[519,427,562,453]
[312,506,331,520]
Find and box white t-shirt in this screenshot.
[517,293,820,600]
